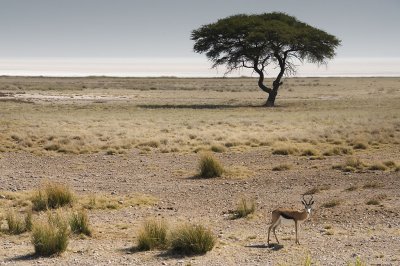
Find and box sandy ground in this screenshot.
[0,77,399,265]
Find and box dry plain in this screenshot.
[0,76,399,265]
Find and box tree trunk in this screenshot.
[265,91,277,107]
[265,81,282,107]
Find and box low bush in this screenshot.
[137,219,168,251]
[198,153,224,178]
[170,224,216,255]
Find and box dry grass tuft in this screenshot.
[69,209,92,236]
[322,199,341,208]
[345,185,358,192]
[137,219,168,251]
[210,144,226,153]
[4,211,32,235]
[304,185,330,195]
[170,223,216,255]
[272,144,298,155]
[32,182,74,211]
[333,157,365,172]
[352,141,369,150]
[32,212,69,256]
[272,164,292,171]
[197,153,224,178]
[323,146,353,156]
[301,148,319,156]
[367,163,387,171]
[366,194,387,205]
[362,182,382,189]
[231,197,256,219]
[82,193,156,210]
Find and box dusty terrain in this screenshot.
[0,77,399,265]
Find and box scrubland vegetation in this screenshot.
[0,77,399,265]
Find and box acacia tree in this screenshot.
[191,12,340,107]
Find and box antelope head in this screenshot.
[301,194,314,214]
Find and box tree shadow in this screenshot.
[245,243,284,251]
[137,104,262,110]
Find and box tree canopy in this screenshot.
[191,12,341,106]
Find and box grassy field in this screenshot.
[1,77,399,155]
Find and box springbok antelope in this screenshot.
[267,195,314,245]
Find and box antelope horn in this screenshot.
[308,195,314,204]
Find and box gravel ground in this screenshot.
[1,148,399,265]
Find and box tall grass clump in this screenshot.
[137,219,168,251]
[332,157,365,172]
[170,224,216,255]
[32,182,74,211]
[323,146,353,156]
[69,210,92,236]
[5,211,32,235]
[198,153,224,178]
[32,212,69,256]
[231,197,256,219]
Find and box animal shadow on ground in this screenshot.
[245,243,284,251]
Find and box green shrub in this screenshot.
[198,153,224,178]
[137,219,168,251]
[70,210,92,236]
[5,212,31,235]
[32,212,69,256]
[170,224,216,255]
[232,197,256,219]
[32,182,74,211]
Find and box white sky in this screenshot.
[1,0,399,77]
